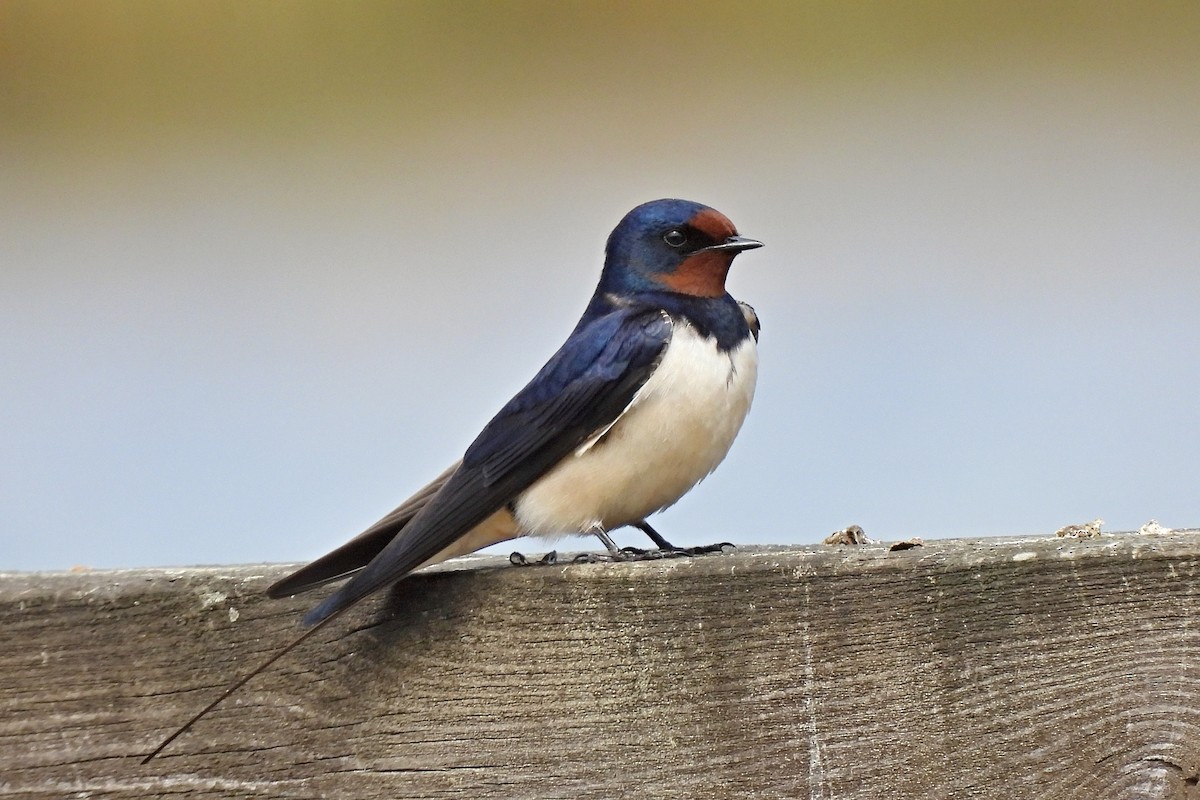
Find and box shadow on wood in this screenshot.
[3,533,1200,799]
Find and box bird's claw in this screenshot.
[619,546,688,560]
[578,543,736,563]
[568,549,656,563]
[515,543,734,566]
[624,541,736,557]
[571,548,677,563]
[683,541,737,555]
[509,550,558,566]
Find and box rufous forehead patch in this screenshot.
[688,208,738,242]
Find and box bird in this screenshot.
[142,198,762,761]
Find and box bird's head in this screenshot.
[600,199,763,298]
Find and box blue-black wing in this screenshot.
[300,308,672,625]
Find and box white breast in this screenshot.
[514,319,758,537]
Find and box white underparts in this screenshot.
[513,319,758,537]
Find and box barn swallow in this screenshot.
[143,198,761,761]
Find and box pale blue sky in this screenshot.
[3,3,1198,570]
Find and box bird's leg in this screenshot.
[595,528,624,557]
[571,528,625,563]
[634,520,675,550]
[629,521,735,557]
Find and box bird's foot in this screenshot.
[566,548,666,563]
[683,541,737,556]
[629,522,735,557]
[624,542,736,558]
[618,546,692,560]
[571,551,613,564]
[509,550,558,566]
[516,526,737,566]
[569,542,736,563]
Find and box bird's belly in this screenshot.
[514,326,757,536]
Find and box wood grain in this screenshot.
[3,533,1200,799]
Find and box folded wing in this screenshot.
[300,308,673,626]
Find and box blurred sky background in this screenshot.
[2,2,1198,571]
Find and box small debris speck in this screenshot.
[889,538,924,552]
[198,590,228,609]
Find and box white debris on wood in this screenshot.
[824,525,871,546]
[1138,519,1174,536]
[1056,519,1104,538]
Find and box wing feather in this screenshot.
[265,461,460,598]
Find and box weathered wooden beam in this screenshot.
[3,533,1200,799]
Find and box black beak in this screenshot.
[699,235,764,253]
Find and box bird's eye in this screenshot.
[663,230,687,248]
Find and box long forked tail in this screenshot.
[140,609,344,764]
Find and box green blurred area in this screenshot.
[4,1,1198,155]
